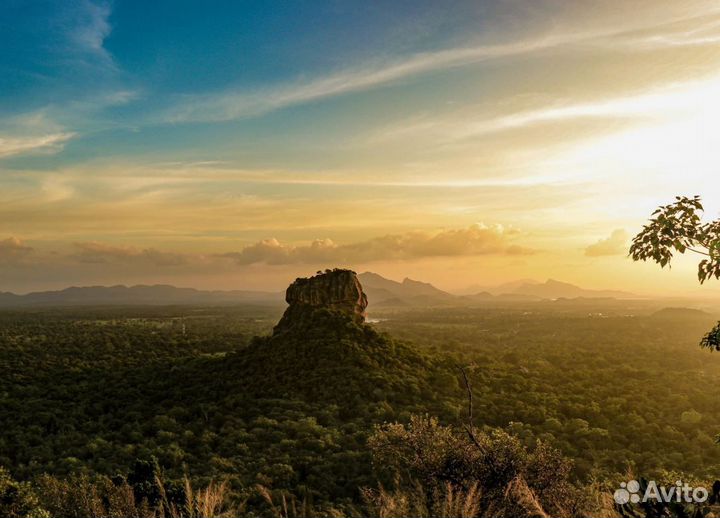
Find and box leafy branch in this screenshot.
[631,196,720,350]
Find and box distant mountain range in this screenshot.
[359,273,637,306]
[499,279,636,300]
[0,285,283,308]
[0,274,637,308]
[358,272,457,307]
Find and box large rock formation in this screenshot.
[273,269,368,333]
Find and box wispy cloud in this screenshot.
[0,109,79,159]
[159,6,720,124]
[0,132,76,158]
[162,35,574,123]
[604,10,720,50]
[66,0,115,67]
[72,242,188,266]
[368,69,720,149]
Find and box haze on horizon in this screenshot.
[1,0,720,296]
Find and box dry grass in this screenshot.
[157,474,236,518]
[501,476,549,518]
[361,480,485,518]
[37,472,239,518]
[256,484,318,518]
[361,483,421,518]
[435,482,482,518]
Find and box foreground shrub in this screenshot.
[0,467,47,518]
[365,415,588,517]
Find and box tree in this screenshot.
[630,195,720,349]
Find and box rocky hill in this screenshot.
[215,269,458,410]
[275,269,368,333]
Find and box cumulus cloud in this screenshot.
[72,242,187,266]
[221,224,533,265]
[585,229,629,257]
[0,237,34,262]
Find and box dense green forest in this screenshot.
[375,305,720,479]
[2,301,720,516]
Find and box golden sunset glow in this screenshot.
[1,0,720,295]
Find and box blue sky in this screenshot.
[1,0,719,293]
[2,1,521,171]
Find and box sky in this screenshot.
[1,0,720,295]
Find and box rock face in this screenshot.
[274,269,368,333]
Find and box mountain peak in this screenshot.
[511,278,636,299]
[402,277,430,286]
[358,272,454,305]
[544,279,574,287]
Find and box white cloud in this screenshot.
[368,68,720,149]
[162,36,572,123]
[68,0,114,66]
[0,110,77,159]
[159,5,720,124]
[585,229,629,257]
[0,133,76,158]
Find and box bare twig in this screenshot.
[458,365,487,455]
[459,365,473,425]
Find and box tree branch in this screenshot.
[458,365,487,455]
[459,365,473,426]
